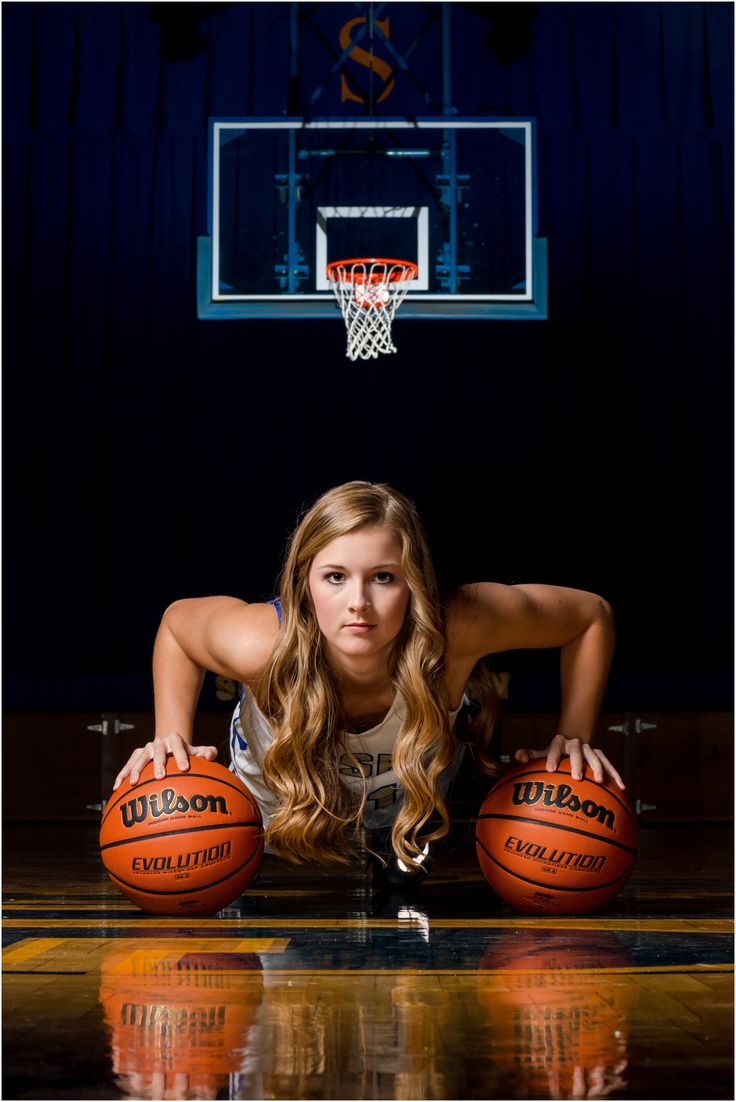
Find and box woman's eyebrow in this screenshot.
[317,562,401,570]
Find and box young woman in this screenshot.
[113,481,621,885]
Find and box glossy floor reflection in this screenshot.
[3,823,733,1100]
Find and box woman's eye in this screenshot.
[325,572,344,584]
[374,572,394,584]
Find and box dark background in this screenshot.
[3,2,733,716]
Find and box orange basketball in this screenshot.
[100,758,263,915]
[476,758,638,914]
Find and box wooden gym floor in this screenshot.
[2,820,733,1100]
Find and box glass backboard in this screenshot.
[198,117,547,319]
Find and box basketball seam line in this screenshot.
[100,771,256,828]
[105,845,263,897]
[100,820,261,852]
[475,836,633,894]
[476,812,638,856]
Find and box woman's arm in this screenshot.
[113,597,279,789]
[446,583,621,787]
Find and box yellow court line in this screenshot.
[2,936,287,957]
[100,937,286,951]
[3,917,732,933]
[103,938,289,970]
[2,936,291,973]
[2,938,69,965]
[4,902,140,910]
[474,963,735,976]
[3,892,123,899]
[4,894,735,911]
[124,965,732,976]
[627,892,735,899]
[3,937,731,977]
[437,918,734,934]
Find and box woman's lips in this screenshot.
[344,623,376,633]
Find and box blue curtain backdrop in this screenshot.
[3,2,733,711]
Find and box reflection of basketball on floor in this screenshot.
[477,929,639,1098]
[476,759,638,914]
[99,941,263,1099]
[100,758,263,914]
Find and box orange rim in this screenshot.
[326,258,418,284]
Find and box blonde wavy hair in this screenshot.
[253,481,455,869]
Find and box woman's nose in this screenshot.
[348,583,369,612]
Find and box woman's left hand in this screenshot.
[515,734,625,790]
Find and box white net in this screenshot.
[327,260,416,361]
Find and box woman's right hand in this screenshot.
[112,733,218,791]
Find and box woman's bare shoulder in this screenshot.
[444,583,511,659]
[166,596,280,682]
[445,581,613,661]
[445,583,515,623]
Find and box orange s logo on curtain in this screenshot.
[339,17,394,104]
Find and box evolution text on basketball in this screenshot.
[504,835,607,872]
[131,841,232,872]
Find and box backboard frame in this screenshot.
[198,116,548,320]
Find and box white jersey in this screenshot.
[229,685,465,830]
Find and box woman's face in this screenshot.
[308,525,411,668]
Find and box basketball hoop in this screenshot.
[326,258,417,361]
